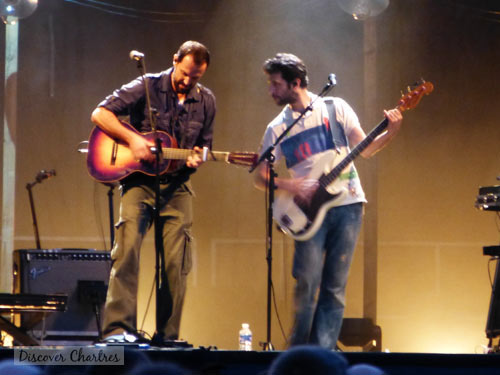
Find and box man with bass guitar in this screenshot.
[254,53,403,349]
[90,41,215,343]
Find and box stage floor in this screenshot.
[2,347,500,375]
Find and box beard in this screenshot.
[173,80,192,94]
[272,88,298,106]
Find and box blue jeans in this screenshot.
[290,203,363,349]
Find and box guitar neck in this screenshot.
[320,118,389,186]
[317,80,434,187]
[161,147,230,162]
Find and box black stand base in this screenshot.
[151,332,192,348]
[261,342,275,351]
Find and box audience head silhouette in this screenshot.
[268,345,349,375]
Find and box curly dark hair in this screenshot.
[263,53,309,88]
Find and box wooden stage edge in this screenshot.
[2,347,500,374]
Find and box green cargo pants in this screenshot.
[102,179,193,340]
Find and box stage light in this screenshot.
[0,0,38,24]
[337,0,389,20]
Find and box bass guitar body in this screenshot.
[273,150,348,241]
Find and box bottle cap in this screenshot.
[242,323,249,329]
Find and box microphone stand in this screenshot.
[132,55,165,346]
[249,76,336,351]
[25,170,56,249]
[104,183,116,250]
[26,180,42,249]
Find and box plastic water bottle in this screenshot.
[238,323,252,351]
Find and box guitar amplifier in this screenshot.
[476,185,500,211]
[14,249,111,344]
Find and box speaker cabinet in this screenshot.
[339,318,382,352]
[14,249,111,344]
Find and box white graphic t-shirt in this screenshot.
[258,94,367,207]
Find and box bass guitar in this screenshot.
[273,81,434,241]
[86,121,257,183]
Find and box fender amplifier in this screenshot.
[14,248,111,344]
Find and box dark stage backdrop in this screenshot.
[0,0,499,352]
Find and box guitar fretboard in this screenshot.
[160,148,229,162]
[318,118,389,188]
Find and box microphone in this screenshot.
[35,169,56,183]
[328,74,337,87]
[129,50,144,61]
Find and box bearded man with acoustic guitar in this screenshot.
[91,41,215,343]
[254,53,403,349]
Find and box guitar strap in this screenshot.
[323,96,348,151]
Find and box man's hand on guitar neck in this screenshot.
[354,107,403,159]
[186,146,205,168]
[130,138,204,168]
[384,108,403,136]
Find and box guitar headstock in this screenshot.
[397,80,434,112]
[227,152,258,168]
